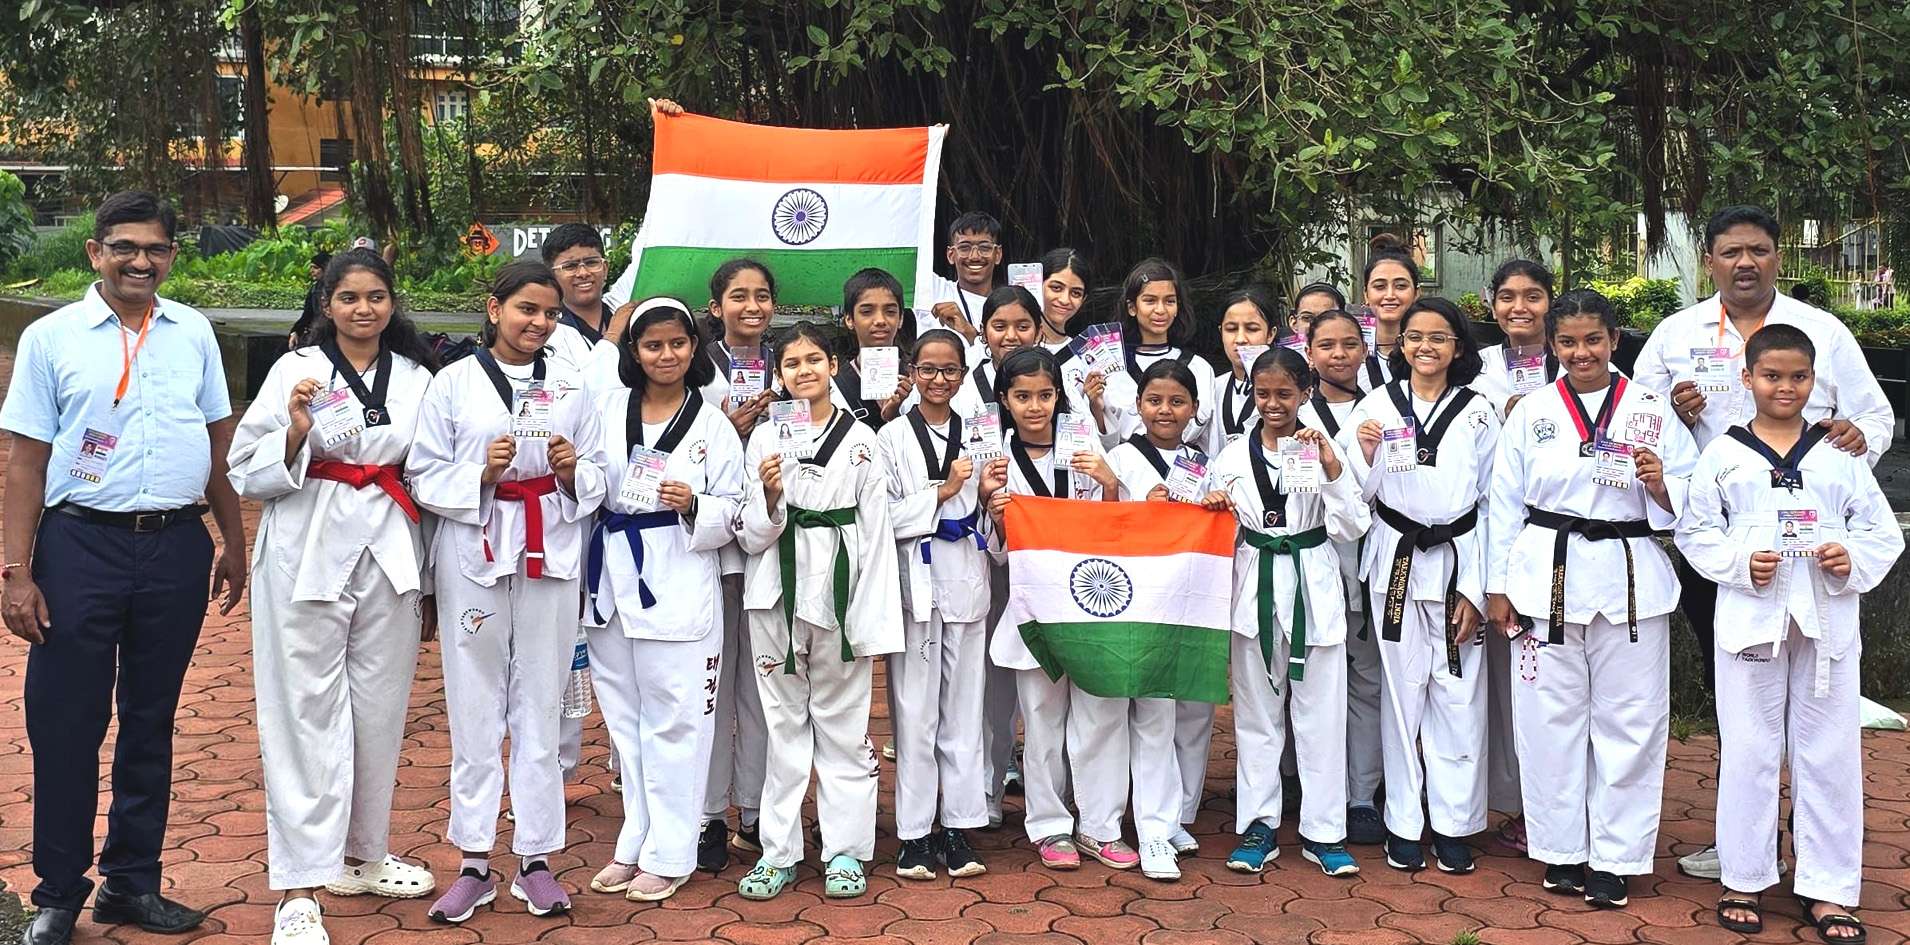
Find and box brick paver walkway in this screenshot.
[0,345,1908,944]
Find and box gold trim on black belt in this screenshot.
[1522,507,1653,644]
[1373,500,1477,677]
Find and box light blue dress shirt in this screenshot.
[0,284,232,511]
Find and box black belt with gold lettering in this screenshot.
[1374,500,1477,677]
[1522,507,1652,644]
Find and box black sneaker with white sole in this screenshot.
[732,820,762,853]
[1584,869,1629,909]
[896,836,939,880]
[1430,833,1474,874]
[1346,805,1385,845]
[1543,862,1587,895]
[938,828,987,877]
[1383,832,1424,872]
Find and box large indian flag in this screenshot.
[1002,496,1237,704]
[608,107,947,309]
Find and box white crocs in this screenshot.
[272,897,330,945]
[324,854,437,899]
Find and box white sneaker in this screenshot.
[1169,827,1200,856]
[273,897,330,945]
[1139,839,1181,881]
[1677,844,1785,881]
[325,854,437,899]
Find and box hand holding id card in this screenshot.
[1777,509,1819,556]
[1056,413,1096,465]
[963,412,1002,464]
[1278,437,1321,493]
[311,387,365,448]
[617,445,670,511]
[1165,452,1208,502]
[1381,421,1417,472]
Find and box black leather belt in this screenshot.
[52,502,207,533]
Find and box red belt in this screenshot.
[307,461,421,523]
[492,474,560,578]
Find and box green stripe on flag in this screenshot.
[1017,619,1233,704]
[632,246,922,310]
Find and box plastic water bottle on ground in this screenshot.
[562,628,592,719]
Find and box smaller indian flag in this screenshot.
[1002,496,1237,704]
[611,107,947,309]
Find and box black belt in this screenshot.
[1374,500,1477,677]
[1523,507,1652,644]
[52,502,207,533]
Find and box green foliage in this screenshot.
[1829,306,1910,348]
[1450,933,1482,945]
[0,172,35,272]
[1584,277,1683,331]
[1457,292,1487,319]
[6,215,94,282]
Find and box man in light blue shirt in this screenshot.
[0,191,247,945]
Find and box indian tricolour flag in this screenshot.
[608,107,946,309]
[1001,496,1237,704]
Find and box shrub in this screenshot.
[1584,276,1682,332]
[7,214,94,281]
[0,171,34,273]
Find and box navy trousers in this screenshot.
[25,510,212,910]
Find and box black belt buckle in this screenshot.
[132,511,168,533]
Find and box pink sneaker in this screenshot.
[1037,835,1081,870]
[1074,834,1139,870]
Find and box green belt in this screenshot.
[1244,526,1330,681]
[779,504,858,674]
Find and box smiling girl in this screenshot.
[877,328,994,881]
[1100,360,1231,881]
[1102,258,1217,444]
[735,323,901,901]
[1474,260,1558,418]
[1343,296,1498,876]
[229,249,441,943]
[1296,309,1383,844]
[1208,287,1280,456]
[1361,235,1423,389]
[1212,347,1368,878]
[835,267,917,428]
[409,260,609,923]
[1485,290,1694,910]
[1037,249,1102,430]
[582,298,745,903]
[977,347,1119,871]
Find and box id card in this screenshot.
[617,445,669,511]
[1592,436,1632,488]
[769,400,815,460]
[1235,344,1270,374]
[1082,323,1125,376]
[1278,437,1321,493]
[1356,310,1379,349]
[860,346,899,396]
[1382,421,1417,472]
[1777,509,1819,556]
[963,412,1003,464]
[68,428,117,483]
[1165,452,1208,503]
[1506,345,1548,395]
[727,352,767,408]
[1007,262,1042,293]
[311,387,364,448]
[1056,412,1096,465]
[1689,346,1736,392]
[511,382,554,439]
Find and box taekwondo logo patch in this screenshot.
[1717,463,1740,485]
[849,444,873,466]
[798,464,827,481]
[460,609,494,635]
[756,654,783,677]
[1532,419,1558,443]
[686,439,708,465]
[1069,558,1133,618]
[771,188,828,245]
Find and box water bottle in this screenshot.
[562,628,592,719]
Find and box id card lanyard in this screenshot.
[112,304,156,411]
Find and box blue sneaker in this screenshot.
[1384,831,1425,872]
[1302,839,1360,876]
[1225,822,1279,873]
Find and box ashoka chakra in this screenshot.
[1069,558,1133,618]
[771,188,828,245]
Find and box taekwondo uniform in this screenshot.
[1100,346,1217,445]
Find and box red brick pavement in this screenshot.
[1,343,1908,944]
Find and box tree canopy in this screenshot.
[5,0,1906,285]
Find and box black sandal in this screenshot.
[1797,895,1867,944]
[1715,894,1762,934]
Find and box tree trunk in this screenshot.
[387,0,435,237]
[345,13,398,244]
[239,1,277,230]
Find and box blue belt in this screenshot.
[921,511,986,563]
[586,509,681,623]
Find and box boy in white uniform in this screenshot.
[1676,324,1901,943]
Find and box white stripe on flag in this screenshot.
[639,174,925,252]
[1005,547,1233,629]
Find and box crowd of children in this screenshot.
[237,204,1899,945]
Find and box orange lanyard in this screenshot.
[112,306,155,409]
[1716,300,1765,358]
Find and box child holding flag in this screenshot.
[1214,347,1368,876]
[977,346,1119,870]
[736,323,901,901]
